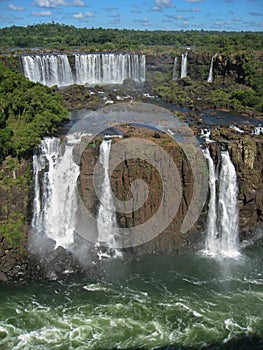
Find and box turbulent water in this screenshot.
[0,240,263,350]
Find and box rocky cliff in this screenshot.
[78,125,263,256]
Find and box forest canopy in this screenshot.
[0,23,262,52]
[0,62,68,160]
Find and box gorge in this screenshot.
[0,46,263,349]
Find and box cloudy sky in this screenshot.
[0,0,262,31]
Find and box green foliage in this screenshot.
[0,211,26,246]
[0,62,68,159]
[0,23,262,52]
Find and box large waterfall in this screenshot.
[32,135,121,258]
[217,150,239,255]
[22,54,74,87]
[96,140,120,257]
[207,56,214,83]
[22,53,145,87]
[203,148,240,257]
[75,53,145,85]
[180,52,188,78]
[32,135,82,248]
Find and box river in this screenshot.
[0,239,263,349]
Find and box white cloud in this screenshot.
[72,0,85,6]
[72,12,84,18]
[32,10,52,16]
[152,0,175,11]
[134,17,149,26]
[33,0,68,8]
[72,11,94,19]
[8,4,25,11]
[156,0,174,6]
[177,7,200,12]
[86,11,94,17]
[185,0,204,3]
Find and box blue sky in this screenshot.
[0,0,262,31]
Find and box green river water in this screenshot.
[0,239,263,350]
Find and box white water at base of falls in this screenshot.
[203,148,240,258]
[180,52,188,79]
[32,135,82,249]
[207,56,214,83]
[97,140,121,258]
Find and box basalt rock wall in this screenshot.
[78,126,263,256]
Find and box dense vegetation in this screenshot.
[0,62,68,160]
[0,23,262,53]
[0,62,68,246]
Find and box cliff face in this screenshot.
[79,126,263,256]
[79,128,203,255]
[0,157,35,283]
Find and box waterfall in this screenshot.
[21,53,145,86]
[97,140,120,257]
[203,148,240,257]
[22,54,74,87]
[207,56,214,83]
[203,148,218,255]
[32,134,82,248]
[75,53,145,84]
[172,57,178,80]
[217,150,239,256]
[180,52,188,79]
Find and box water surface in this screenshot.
[0,239,263,349]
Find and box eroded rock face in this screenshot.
[79,125,263,256]
[79,126,206,256]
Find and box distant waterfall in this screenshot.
[21,53,145,87]
[207,56,214,83]
[75,53,145,84]
[32,135,82,248]
[172,57,178,80]
[180,52,188,78]
[97,140,121,257]
[203,148,240,257]
[22,54,74,87]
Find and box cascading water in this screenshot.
[203,148,240,257]
[21,53,145,86]
[96,139,121,258]
[75,53,145,84]
[22,54,74,87]
[172,57,178,80]
[32,134,82,248]
[180,52,188,78]
[207,56,214,83]
[217,150,240,257]
[203,148,218,255]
